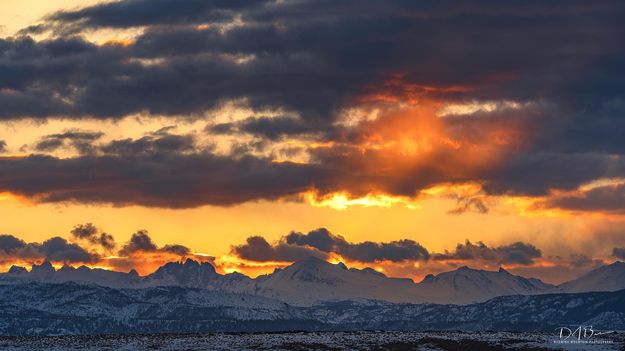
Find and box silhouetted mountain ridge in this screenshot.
[2,257,624,306]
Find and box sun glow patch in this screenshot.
[303,191,421,210]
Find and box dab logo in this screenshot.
[553,326,614,344]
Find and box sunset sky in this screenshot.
[1,0,625,284]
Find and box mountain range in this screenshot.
[2,256,624,305]
[2,258,625,335]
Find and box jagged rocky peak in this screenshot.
[498,267,509,274]
[156,258,215,272]
[31,260,55,275]
[59,264,76,272]
[8,265,27,274]
[128,269,139,277]
[183,258,200,267]
[146,258,219,287]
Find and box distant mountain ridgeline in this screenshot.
[1,258,625,335]
[5,257,624,306]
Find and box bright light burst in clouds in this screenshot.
[1,0,625,284]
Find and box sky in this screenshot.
[1,0,625,284]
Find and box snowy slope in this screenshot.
[0,281,305,335]
[415,266,556,304]
[244,257,557,305]
[0,257,560,305]
[1,280,624,335]
[13,258,625,305]
[249,257,419,305]
[559,261,625,293]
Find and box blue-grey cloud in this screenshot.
[432,240,542,265]
[233,228,430,263]
[0,234,98,263]
[119,230,190,256]
[35,130,104,154]
[70,223,116,251]
[534,183,625,214]
[0,0,623,210]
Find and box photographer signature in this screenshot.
[555,326,614,340]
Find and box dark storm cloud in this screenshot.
[2,145,624,208]
[0,151,325,208]
[233,228,430,263]
[0,234,26,253]
[534,183,625,213]
[161,244,191,256]
[612,247,625,260]
[119,230,190,256]
[39,237,97,262]
[2,0,622,125]
[45,0,268,30]
[482,152,625,197]
[119,230,158,255]
[568,254,597,268]
[100,133,196,156]
[70,223,116,250]
[209,116,321,140]
[433,240,542,265]
[231,236,328,262]
[35,130,104,154]
[0,0,623,207]
[286,228,430,263]
[0,234,98,263]
[0,33,352,120]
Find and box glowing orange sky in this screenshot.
[1,1,625,286]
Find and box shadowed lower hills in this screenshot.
[2,257,624,306]
[0,281,624,335]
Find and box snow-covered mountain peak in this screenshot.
[6,258,624,306]
[31,261,55,275]
[142,259,221,289]
[416,265,555,304]
[559,260,625,293]
[278,257,349,284]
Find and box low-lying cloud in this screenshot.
[70,223,116,251]
[233,228,431,263]
[119,230,190,256]
[0,234,98,264]
[432,240,542,265]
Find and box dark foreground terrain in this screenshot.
[0,331,622,351]
[2,281,625,335]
